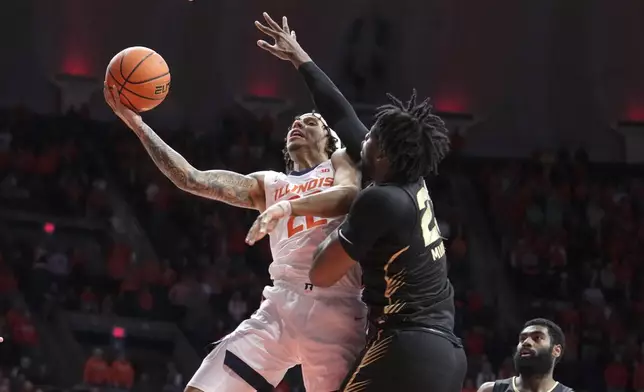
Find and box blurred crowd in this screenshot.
[478,151,644,392]
[1,103,641,392]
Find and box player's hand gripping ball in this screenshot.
[105,46,171,112]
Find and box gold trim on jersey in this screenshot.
[511,377,560,392]
[342,330,394,392]
[383,246,409,315]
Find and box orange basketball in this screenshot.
[105,47,171,112]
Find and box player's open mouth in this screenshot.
[289,130,305,140]
[519,349,536,357]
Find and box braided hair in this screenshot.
[283,111,339,173]
[370,90,450,183]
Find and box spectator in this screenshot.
[110,352,135,390]
[633,354,644,392]
[497,357,514,379]
[46,247,69,281]
[159,259,177,288]
[603,354,628,392]
[140,259,161,286]
[0,264,17,297]
[9,311,38,349]
[80,286,98,313]
[107,242,132,282]
[163,362,183,392]
[465,326,486,359]
[83,348,110,387]
[462,378,477,392]
[138,286,154,313]
[476,358,495,387]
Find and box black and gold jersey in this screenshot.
[338,177,456,336]
[492,378,574,392]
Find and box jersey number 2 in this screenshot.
[286,191,328,238]
[416,185,441,247]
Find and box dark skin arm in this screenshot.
[310,230,358,287]
[104,84,266,211]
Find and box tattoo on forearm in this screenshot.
[190,170,256,208]
[134,122,256,208]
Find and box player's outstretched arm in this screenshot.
[245,149,359,245]
[104,84,266,211]
[255,13,368,163]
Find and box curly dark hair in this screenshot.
[283,112,339,173]
[370,90,450,183]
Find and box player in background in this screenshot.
[478,319,574,392]
[104,85,367,392]
[254,13,466,391]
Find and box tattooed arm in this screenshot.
[132,117,266,210]
[103,84,266,211]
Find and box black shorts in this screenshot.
[340,327,467,392]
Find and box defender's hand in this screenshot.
[255,13,311,67]
[245,201,291,245]
[103,83,141,130]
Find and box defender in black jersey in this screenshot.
[479,319,574,392]
[254,12,466,391]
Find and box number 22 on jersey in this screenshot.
[416,184,441,247]
[286,190,328,238]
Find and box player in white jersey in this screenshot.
[256,160,362,290]
[104,84,366,392]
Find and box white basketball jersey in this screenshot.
[263,160,361,291]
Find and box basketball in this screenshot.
[105,47,171,112]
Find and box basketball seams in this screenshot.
[118,53,127,94]
[119,53,126,80]
[109,69,165,102]
[108,69,125,87]
[127,71,171,85]
[119,50,155,94]
[108,69,141,112]
[108,47,170,112]
[120,93,139,112]
[127,53,169,83]
[126,52,164,83]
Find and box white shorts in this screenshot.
[187,281,367,392]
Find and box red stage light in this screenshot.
[43,222,55,234]
[112,326,126,339]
